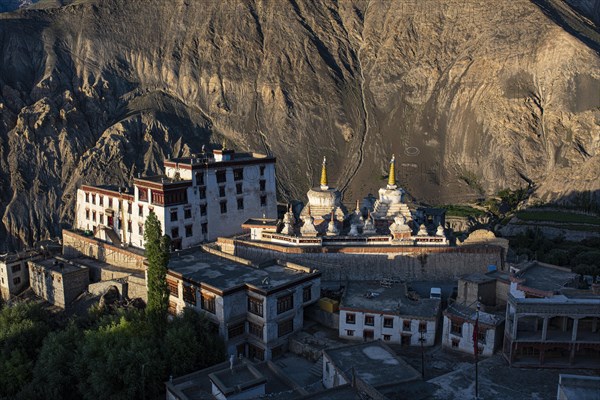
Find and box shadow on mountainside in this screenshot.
[530,0,600,54]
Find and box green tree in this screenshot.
[144,211,171,320]
[0,302,52,398]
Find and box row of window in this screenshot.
[84,193,136,212]
[450,320,487,343]
[227,318,293,341]
[248,287,312,317]
[345,313,427,332]
[212,166,266,185]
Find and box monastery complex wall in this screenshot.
[219,239,504,282]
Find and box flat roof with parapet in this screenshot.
[324,341,421,387]
[209,363,266,396]
[30,257,87,274]
[340,280,440,319]
[514,262,576,292]
[242,218,279,228]
[559,374,600,400]
[167,246,319,295]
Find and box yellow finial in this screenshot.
[387,154,396,188]
[222,139,227,150]
[320,156,328,190]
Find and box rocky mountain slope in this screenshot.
[0,0,599,249]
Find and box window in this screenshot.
[11,264,21,273]
[195,172,204,186]
[220,201,227,214]
[248,344,264,361]
[92,211,96,222]
[99,196,103,206]
[403,320,411,331]
[185,225,193,238]
[303,286,312,302]
[384,317,394,328]
[363,330,374,340]
[346,313,356,324]
[127,220,132,233]
[199,188,206,199]
[138,188,148,202]
[183,285,196,304]
[138,205,143,217]
[127,202,132,214]
[201,293,216,314]
[452,339,459,348]
[237,198,244,210]
[171,227,179,238]
[216,170,226,183]
[200,204,207,216]
[260,196,267,206]
[419,321,427,333]
[184,208,192,219]
[219,186,226,197]
[201,223,208,234]
[249,322,263,339]
[383,334,391,341]
[92,194,96,204]
[451,320,462,336]
[236,183,243,194]
[346,330,354,336]
[259,179,266,191]
[260,166,265,176]
[170,210,178,222]
[477,329,486,344]
[248,297,263,316]
[167,279,178,297]
[233,168,244,181]
[13,277,21,285]
[277,294,293,314]
[85,209,90,220]
[109,198,113,208]
[365,315,375,326]
[228,322,245,339]
[138,224,143,235]
[278,319,294,337]
[85,193,89,203]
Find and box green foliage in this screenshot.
[144,211,171,321]
[573,264,600,283]
[9,306,226,400]
[510,228,600,268]
[441,204,485,218]
[516,210,600,226]
[0,302,52,398]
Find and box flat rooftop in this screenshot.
[209,364,266,395]
[515,262,576,292]
[340,281,440,318]
[167,360,301,400]
[168,247,318,294]
[559,374,600,400]
[460,272,496,284]
[31,257,87,274]
[170,151,273,165]
[134,174,191,185]
[324,341,421,387]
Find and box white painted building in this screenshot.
[338,281,440,346]
[442,303,504,356]
[0,250,41,300]
[74,147,277,250]
[166,246,321,360]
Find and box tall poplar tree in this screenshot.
[143,211,171,320]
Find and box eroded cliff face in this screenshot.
[0,0,599,248]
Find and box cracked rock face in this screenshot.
[0,0,599,249]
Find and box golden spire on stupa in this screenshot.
[387,154,397,189]
[320,156,329,190]
[222,139,227,150]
